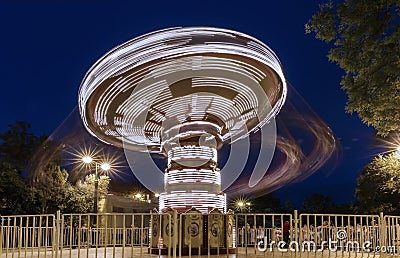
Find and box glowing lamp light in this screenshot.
[155,193,160,198]
[233,196,251,212]
[82,155,93,164]
[396,146,400,159]
[135,193,143,199]
[100,162,111,171]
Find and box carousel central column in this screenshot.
[159,122,226,213]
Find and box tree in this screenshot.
[76,174,111,212]
[0,121,98,215]
[31,163,93,214]
[355,153,400,214]
[0,121,46,171]
[251,193,281,213]
[302,193,336,213]
[306,0,400,136]
[0,162,30,214]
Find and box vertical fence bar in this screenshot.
[37,216,42,258]
[104,214,108,258]
[95,213,99,257]
[77,215,81,258]
[17,216,22,257]
[56,211,61,258]
[122,214,125,258]
[178,213,182,258]
[169,213,172,258]
[11,215,16,258]
[0,214,3,257]
[140,214,144,258]
[44,215,49,257]
[24,216,29,257]
[131,214,134,258]
[380,212,386,256]
[235,213,239,257]
[112,214,116,258]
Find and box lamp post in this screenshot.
[82,155,111,213]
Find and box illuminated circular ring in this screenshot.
[78,27,287,152]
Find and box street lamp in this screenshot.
[233,197,251,212]
[82,155,111,213]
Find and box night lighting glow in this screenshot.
[78,27,286,151]
[78,27,287,213]
[396,146,400,159]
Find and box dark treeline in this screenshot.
[0,121,94,215]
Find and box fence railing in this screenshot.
[1,211,400,257]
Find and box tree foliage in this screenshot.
[0,162,30,214]
[0,121,46,171]
[302,193,335,213]
[77,174,110,197]
[30,163,94,214]
[306,0,400,136]
[0,121,105,215]
[355,153,400,214]
[302,193,352,213]
[0,122,44,214]
[251,193,281,213]
[76,174,111,212]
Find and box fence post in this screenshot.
[0,214,2,257]
[294,210,299,251]
[379,212,386,255]
[55,210,61,258]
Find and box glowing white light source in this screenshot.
[135,193,142,199]
[82,155,93,164]
[396,146,400,159]
[100,162,111,171]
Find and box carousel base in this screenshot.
[149,247,236,255]
[150,207,235,256]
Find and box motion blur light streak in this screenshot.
[224,84,337,197]
[78,27,288,212]
[79,27,287,151]
[28,27,337,209]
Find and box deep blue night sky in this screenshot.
[0,1,377,207]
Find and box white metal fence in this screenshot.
[1,211,399,257]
